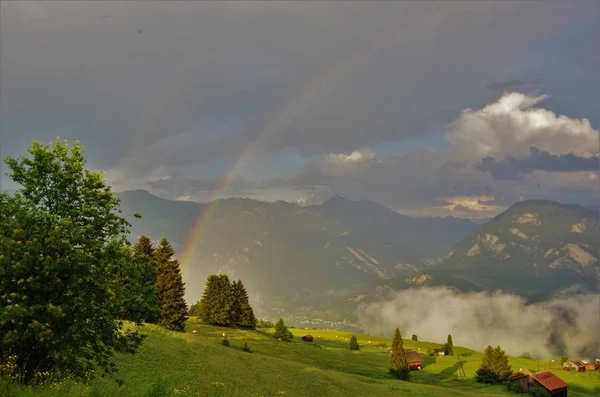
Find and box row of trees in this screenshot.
[0,138,186,384]
[190,274,256,329]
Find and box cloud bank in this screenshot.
[357,287,600,359]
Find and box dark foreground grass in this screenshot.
[2,322,598,397]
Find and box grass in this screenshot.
[2,322,599,397]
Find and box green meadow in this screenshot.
[2,321,599,397]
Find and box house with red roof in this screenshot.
[563,360,586,372]
[508,370,568,397]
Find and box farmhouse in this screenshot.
[584,360,598,371]
[432,348,446,356]
[508,370,568,397]
[405,350,423,370]
[563,360,586,372]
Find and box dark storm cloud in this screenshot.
[1,0,596,177]
[476,147,600,180]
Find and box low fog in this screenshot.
[357,287,600,359]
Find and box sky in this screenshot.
[1,1,599,219]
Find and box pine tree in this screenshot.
[389,328,409,380]
[349,335,360,351]
[132,235,160,323]
[133,235,155,257]
[446,334,454,355]
[234,280,256,329]
[198,274,235,326]
[492,345,512,381]
[273,318,293,341]
[154,238,188,331]
[411,334,418,341]
[231,280,242,324]
[475,345,511,384]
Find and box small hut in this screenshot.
[530,371,568,397]
[563,360,586,372]
[405,350,423,370]
[432,348,446,356]
[509,371,568,397]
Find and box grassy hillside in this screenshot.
[4,321,598,397]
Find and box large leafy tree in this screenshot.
[389,328,409,380]
[198,274,235,326]
[154,238,187,331]
[233,280,256,329]
[0,138,147,382]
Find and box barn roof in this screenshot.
[405,350,422,363]
[530,371,568,391]
[568,360,586,367]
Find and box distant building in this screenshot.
[585,361,599,371]
[432,348,446,356]
[563,360,586,372]
[508,370,568,397]
[405,350,423,370]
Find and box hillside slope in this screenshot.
[401,200,599,300]
[4,322,598,397]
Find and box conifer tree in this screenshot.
[349,335,360,351]
[131,235,160,323]
[133,235,155,257]
[492,345,512,381]
[198,274,235,326]
[446,334,454,355]
[475,345,511,384]
[154,238,188,331]
[411,334,418,341]
[273,318,293,341]
[234,280,256,329]
[231,280,242,324]
[389,328,409,380]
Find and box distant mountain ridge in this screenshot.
[359,199,599,302]
[116,190,478,309]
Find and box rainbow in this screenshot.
[176,27,401,271]
[178,59,355,271]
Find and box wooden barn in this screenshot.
[563,360,586,372]
[508,370,568,397]
[530,371,568,397]
[432,348,446,356]
[405,350,423,370]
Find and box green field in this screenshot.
[3,321,599,397]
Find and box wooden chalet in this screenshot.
[563,360,586,372]
[508,370,568,397]
[584,360,599,371]
[405,350,423,370]
[432,348,446,356]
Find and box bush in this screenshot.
[519,352,532,359]
[221,338,230,347]
[349,335,360,351]
[242,342,251,353]
[411,334,418,341]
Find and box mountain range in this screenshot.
[116,190,599,319]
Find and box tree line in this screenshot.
[0,138,187,384]
[189,274,256,329]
